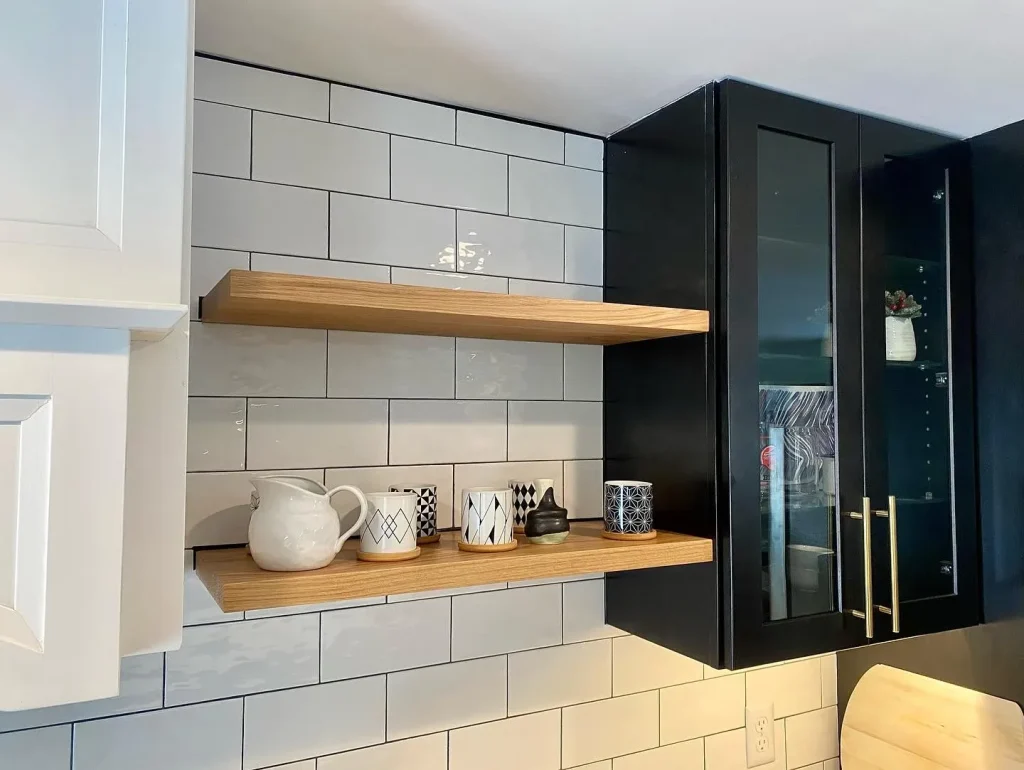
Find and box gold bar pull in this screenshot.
[843,497,874,639]
[873,496,900,634]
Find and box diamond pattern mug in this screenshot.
[361,492,418,557]
[390,484,438,543]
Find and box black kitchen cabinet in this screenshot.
[604,81,979,669]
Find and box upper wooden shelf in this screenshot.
[200,270,709,345]
[195,522,713,612]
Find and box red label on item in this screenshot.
[760,445,775,470]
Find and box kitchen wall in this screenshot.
[0,59,840,770]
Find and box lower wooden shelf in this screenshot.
[195,522,713,612]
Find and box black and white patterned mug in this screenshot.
[604,481,654,535]
[390,484,439,543]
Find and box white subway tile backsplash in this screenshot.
[186,397,246,472]
[508,400,602,461]
[392,136,508,214]
[387,656,507,740]
[318,733,448,770]
[747,658,822,718]
[451,584,561,661]
[270,762,317,770]
[390,400,506,465]
[386,582,507,604]
[325,464,455,531]
[452,460,562,527]
[457,211,563,281]
[823,759,840,770]
[564,344,603,401]
[392,268,508,293]
[332,84,455,143]
[615,739,705,770]
[190,247,249,319]
[612,635,703,696]
[563,459,604,520]
[193,100,251,178]
[508,157,602,227]
[0,726,70,770]
[251,252,389,282]
[564,226,603,285]
[247,398,388,470]
[785,707,838,769]
[821,654,838,707]
[562,579,626,643]
[321,598,450,682]
[507,639,611,715]
[706,721,787,770]
[661,675,746,744]
[509,278,603,301]
[165,615,319,706]
[570,763,612,770]
[252,112,390,196]
[74,699,242,770]
[245,595,384,620]
[456,112,563,163]
[243,677,386,770]
[562,691,659,767]
[564,134,605,171]
[331,194,456,270]
[456,338,563,400]
[192,174,328,257]
[184,550,244,624]
[449,710,561,770]
[329,332,454,399]
[195,57,328,120]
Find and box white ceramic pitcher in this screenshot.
[249,476,367,571]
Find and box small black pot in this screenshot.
[525,488,570,545]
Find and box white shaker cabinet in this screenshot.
[0,0,193,709]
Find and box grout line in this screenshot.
[248,109,253,180]
[68,723,74,770]
[240,696,246,765]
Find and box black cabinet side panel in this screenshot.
[603,84,721,665]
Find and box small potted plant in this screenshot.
[885,290,922,361]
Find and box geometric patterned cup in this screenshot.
[360,492,419,558]
[509,478,554,533]
[461,487,514,549]
[603,481,654,536]
[390,484,438,544]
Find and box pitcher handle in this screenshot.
[326,485,368,554]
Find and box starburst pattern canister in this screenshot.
[604,481,654,535]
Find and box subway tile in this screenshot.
[331,84,455,143]
[245,595,384,620]
[193,100,251,178]
[457,111,563,163]
[565,134,605,171]
[747,658,822,718]
[186,397,246,472]
[564,344,603,401]
[508,572,602,588]
[165,614,319,706]
[251,252,389,282]
[330,194,455,271]
[705,654,825,679]
[823,760,840,770]
[614,739,704,770]
[246,398,388,470]
[507,639,611,715]
[508,400,602,461]
[268,763,316,770]
[390,400,506,465]
[184,549,244,624]
[449,710,561,770]
[661,674,745,744]
[562,578,626,643]
[321,598,450,681]
[189,323,327,398]
[74,699,242,770]
[785,707,838,769]
[612,635,703,696]
[391,267,508,293]
[387,656,506,740]
[456,338,563,400]
[0,726,70,770]
[564,225,603,285]
[562,691,659,767]
[387,582,507,603]
[821,654,838,707]
[706,721,787,770]
[243,678,385,769]
[195,57,328,120]
[190,247,249,319]
[325,464,454,531]
[451,584,561,660]
[564,459,604,520]
[318,732,447,770]
[453,460,562,527]
[252,112,389,196]
[509,278,603,301]
[192,174,327,257]
[328,332,454,398]
[185,469,324,547]
[795,765,824,770]
[509,157,602,227]
[569,764,611,770]
[457,211,563,281]
[391,136,507,214]
[0,654,163,733]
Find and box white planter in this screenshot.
[885,316,917,361]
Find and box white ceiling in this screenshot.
[196,0,1024,138]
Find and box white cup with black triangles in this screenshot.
[460,487,516,552]
[390,484,439,544]
[357,491,421,562]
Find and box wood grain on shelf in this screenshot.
[195,522,713,612]
[201,270,709,344]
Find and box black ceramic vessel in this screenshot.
[525,488,570,544]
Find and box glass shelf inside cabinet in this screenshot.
[888,255,944,272]
[885,359,946,371]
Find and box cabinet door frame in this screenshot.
[720,81,867,668]
[860,118,980,638]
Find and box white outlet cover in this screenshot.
[745,703,776,768]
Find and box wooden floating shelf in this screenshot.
[195,522,713,612]
[200,270,709,345]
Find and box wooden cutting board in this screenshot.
[842,664,1024,769]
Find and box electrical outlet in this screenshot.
[745,703,776,767]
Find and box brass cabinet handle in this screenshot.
[844,497,874,639]
[873,496,900,633]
